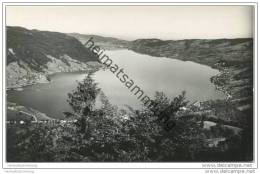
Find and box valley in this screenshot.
[6,26,254,162]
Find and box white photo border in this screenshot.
[0,1,258,170]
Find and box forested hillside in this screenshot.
[6,26,99,88]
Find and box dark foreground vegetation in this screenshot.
[7,74,253,162]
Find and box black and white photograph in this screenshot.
[1,1,258,172]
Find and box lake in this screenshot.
[7,50,225,119]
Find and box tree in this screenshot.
[119,91,205,161]
[67,73,100,134]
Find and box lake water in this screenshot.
[7,50,225,119]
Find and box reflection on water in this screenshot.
[7,50,225,119]
[94,50,225,108]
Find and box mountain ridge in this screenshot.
[68,33,129,50]
[130,38,253,67]
[6,26,99,88]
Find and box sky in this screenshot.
[6,6,254,40]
